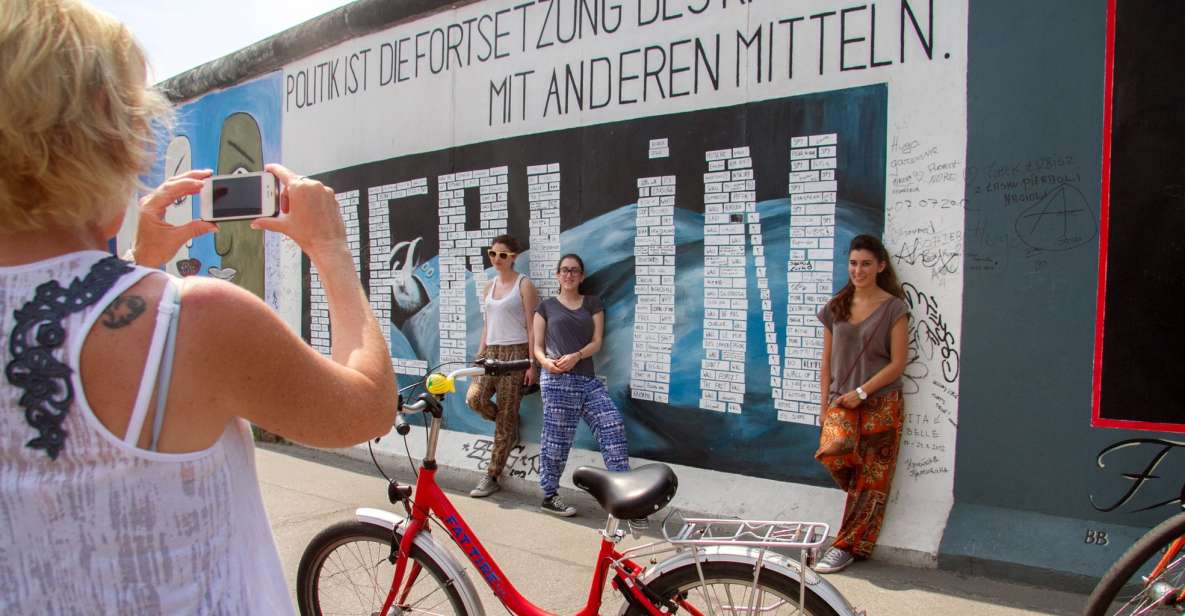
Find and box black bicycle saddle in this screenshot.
[572,463,678,520]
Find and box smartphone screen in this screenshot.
[210,175,262,218]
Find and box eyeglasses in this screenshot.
[487,250,516,260]
[559,267,583,276]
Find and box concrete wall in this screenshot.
[138,0,1182,582]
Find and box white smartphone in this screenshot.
[199,171,279,222]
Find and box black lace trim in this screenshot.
[5,256,134,460]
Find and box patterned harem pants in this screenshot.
[539,371,629,498]
[465,343,529,477]
[814,390,904,559]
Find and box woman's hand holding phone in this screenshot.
[251,163,347,261]
[129,169,219,268]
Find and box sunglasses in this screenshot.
[559,267,583,275]
[487,250,517,260]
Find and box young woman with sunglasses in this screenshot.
[531,254,630,516]
[464,235,539,498]
[812,234,909,574]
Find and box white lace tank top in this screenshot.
[0,251,292,614]
[484,274,529,345]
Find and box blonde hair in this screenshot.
[0,0,172,232]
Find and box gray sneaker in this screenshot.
[469,475,500,498]
[541,495,577,517]
[813,547,855,574]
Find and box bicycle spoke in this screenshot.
[1108,552,1185,616]
[669,577,809,616]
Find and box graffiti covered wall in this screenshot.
[146,0,1185,582]
[270,0,968,558]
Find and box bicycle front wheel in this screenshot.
[1085,511,1185,616]
[296,520,468,616]
[628,560,840,616]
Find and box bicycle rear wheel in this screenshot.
[296,520,467,616]
[1085,511,1185,616]
[627,560,839,616]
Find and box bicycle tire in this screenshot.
[296,520,468,616]
[626,560,840,616]
[1084,511,1185,616]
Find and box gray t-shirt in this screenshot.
[817,296,910,402]
[536,295,604,376]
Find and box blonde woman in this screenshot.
[0,1,394,612]
[465,234,538,497]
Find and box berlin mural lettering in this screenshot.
[301,86,887,485]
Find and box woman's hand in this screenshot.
[251,163,346,261]
[129,170,218,268]
[553,352,580,372]
[836,391,862,409]
[524,365,538,386]
[541,358,563,374]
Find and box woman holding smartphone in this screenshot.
[465,234,538,498]
[813,234,909,574]
[532,254,629,516]
[0,1,393,611]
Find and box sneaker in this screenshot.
[469,475,500,498]
[813,547,855,574]
[541,495,577,517]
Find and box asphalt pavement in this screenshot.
[256,442,1089,615]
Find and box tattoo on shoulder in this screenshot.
[101,295,147,329]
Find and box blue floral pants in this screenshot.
[539,372,629,497]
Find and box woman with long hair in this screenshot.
[0,1,394,611]
[531,254,629,516]
[812,234,909,573]
[465,234,538,497]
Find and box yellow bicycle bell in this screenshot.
[425,372,455,396]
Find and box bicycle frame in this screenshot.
[360,362,859,616]
[379,464,669,616]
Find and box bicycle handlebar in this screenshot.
[395,358,532,432]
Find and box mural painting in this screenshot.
[145,74,283,300]
[304,87,887,484]
[276,0,966,555]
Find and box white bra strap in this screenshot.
[123,279,181,446]
[149,280,182,452]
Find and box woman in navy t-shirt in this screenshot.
[531,254,629,517]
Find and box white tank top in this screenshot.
[0,251,293,614]
[484,274,529,345]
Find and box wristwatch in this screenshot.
[856,386,868,401]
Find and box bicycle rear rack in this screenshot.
[661,518,832,616]
[663,517,830,551]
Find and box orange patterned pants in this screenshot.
[814,390,903,558]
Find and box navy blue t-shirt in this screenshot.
[535,295,603,376]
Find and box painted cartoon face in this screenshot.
[848,248,885,289]
[556,257,584,291]
[213,112,265,298]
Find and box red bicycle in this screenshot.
[295,358,861,616]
